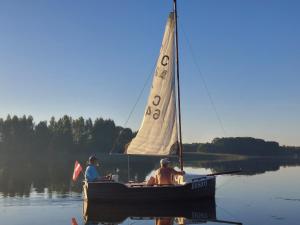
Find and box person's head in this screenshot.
[160,158,170,168]
[89,155,98,165]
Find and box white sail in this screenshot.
[126,13,178,155]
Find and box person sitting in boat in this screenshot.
[156,217,174,225]
[147,158,185,185]
[85,155,110,182]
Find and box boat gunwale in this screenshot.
[83,175,216,189]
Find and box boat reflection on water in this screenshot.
[83,199,242,225]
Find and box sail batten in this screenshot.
[126,13,178,156]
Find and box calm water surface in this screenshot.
[0,161,300,225]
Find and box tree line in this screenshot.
[0,115,299,158]
[0,115,135,158]
[184,137,300,156]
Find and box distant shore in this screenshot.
[1,115,299,160]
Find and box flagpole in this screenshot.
[127,154,130,182]
[173,0,183,171]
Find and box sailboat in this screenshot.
[83,0,216,202]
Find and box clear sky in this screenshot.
[0,0,299,146]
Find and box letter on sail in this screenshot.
[126,13,178,155]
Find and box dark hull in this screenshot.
[83,176,216,203]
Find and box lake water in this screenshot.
[0,157,300,225]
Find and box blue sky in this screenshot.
[0,0,299,146]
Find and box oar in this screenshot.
[206,170,242,176]
[208,219,243,225]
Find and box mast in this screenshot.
[173,0,183,171]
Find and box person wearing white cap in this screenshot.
[147,158,185,186]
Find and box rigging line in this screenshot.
[123,63,156,128]
[127,154,130,181]
[180,22,227,136]
[109,61,155,155]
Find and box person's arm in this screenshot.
[98,174,111,181]
[171,168,185,176]
[154,170,160,185]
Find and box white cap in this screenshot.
[160,158,170,166]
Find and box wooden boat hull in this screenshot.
[83,176,216,203]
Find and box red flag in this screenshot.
[72,161,83,181]
[71,218,78,225]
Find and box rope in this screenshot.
[109,62,156,155]
[127,154,130,181]
[123,63,156,127]
[180,21,227,136]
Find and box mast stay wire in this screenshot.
[179,21,227,136]
[111,60,156,181]
[123,62,156,128]
[109,61,156,155]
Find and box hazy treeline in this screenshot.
[0,115,135,157]
[184,137,300,156]
[0,115,299,158]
